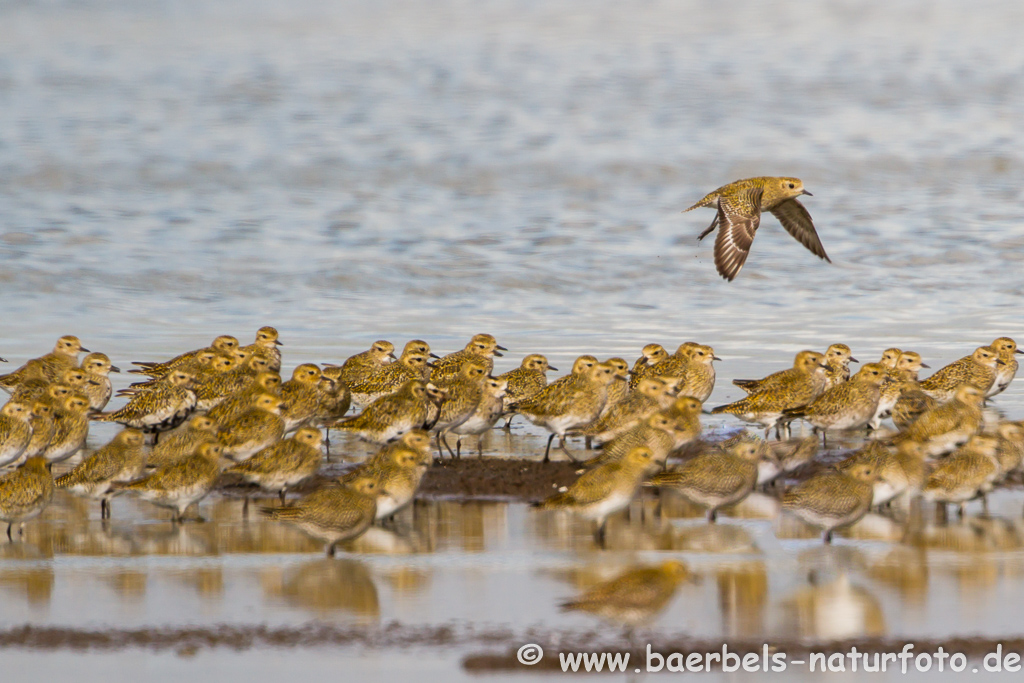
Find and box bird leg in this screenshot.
[543,433,557,463]
[439,432,457,459]
[477,435,484,459]
[707,509,718,524]
[327,542,337,558]
[559,437,580,463]
[5,523,11,542]
[242,496,250,519]
[279,489,287,505]
[823,530,833,544]
[697,215,719,241]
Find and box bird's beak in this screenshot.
[496,344,508,351]
[110,365,122,373]
[801,190,813,196]
[493,351,504,357]
[80,347,91,353]
[548,365,559,372]
[920,362,931,368]
[1016,349,1024,355]
[429,353,441,359]
[997,360,1007,366]
[849,357,859,363]
[712,355,722,361]
[275,340,284,346]
[701,409,714,415]
[388,353,398,361]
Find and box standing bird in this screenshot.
[0,402,34,468]
[261,477,379,557]
[628,344,670,389]
[93,370,197,436]
[226,427,324,510]
[536,446,656,543]
[0,335,89,390]
[114,442,226,523]
[685,177,829,281]
[146,415,219,469]
[988,337,1021,398]
[782,463,877,544]
[330,379,435,445]
[43,394,92,465]
[216,393,287,462]
[0,457,54,540]
[649,439,761,522]
[241,326,283,372]
[278,363,323,432]
[430,333,506,382]
[334,341,397,387]
[496,354,557,429]
[54,429,147,519]
[918,346,1002,402]
[78,352,120,413]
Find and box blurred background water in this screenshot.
[3,0,1024,679]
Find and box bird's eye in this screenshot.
[788,183,795,189]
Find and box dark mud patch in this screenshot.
[216,457,583,504]
[1,622,1021,667]
[416,458,582,503]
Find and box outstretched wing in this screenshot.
[770,198,830,262]
[713,188,763,281]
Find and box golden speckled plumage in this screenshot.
[0,335,88,392]
[115,442,225,521]
[782,463,877,543]
[55,429,147,518]
[685,176,829,281]
[783,362,887,434]
[560,561,690,627]
[919,346,1001,402]
[893,384,984,458]
[348,351,433,407]
[226,427,323,502]
[430,333,505,382]
[0,456,54,539]
[650,440,760,521]
[335,341,396,387]
[331,379,433,444]
[240,326,283,372]
[261,477,378,556]
[217,393,287,461]
[147,415,219,469]
[537,446,654,534]
[0,402,34,468]
[43,394,91,464]
[95,370,197,434]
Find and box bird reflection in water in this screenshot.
[263,559,379,622]
[778,573,885,641]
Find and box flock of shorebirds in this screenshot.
[0,327,1020,558]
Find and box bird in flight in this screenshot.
[684,176,830,281]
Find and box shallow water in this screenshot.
[3,0,1024,679]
